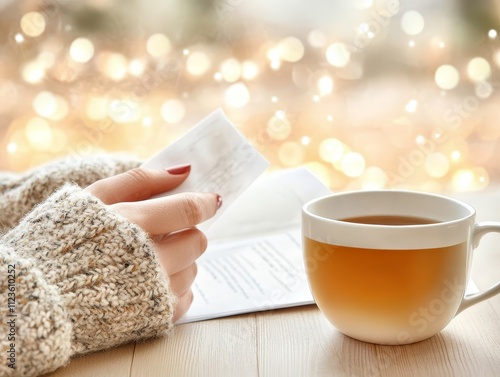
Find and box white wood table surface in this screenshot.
[45,191,500,377]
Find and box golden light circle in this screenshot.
[325,43,350,67]
[278,142,305,166]
[267,115,291,140]
[146,33,171,57]
[97,52,128,81]
[401,10,425,36]
[360,167,387,189]
[277,37,304,62]
[187,51,212,76]
[220,58,241,82]
[341,152,365,177]
[319,138,345,163]
[224,83,250,108]
[241,60,259,80]
[161,99,186,124]
[467,57,491,82]
[33,91,57,118]
[318,76,333,96]
[424,152,450,178]
[86,97,109,120]
[20,12,46,37]
[22,62,45,84]
[69,38,95,63]
[434,64,460,90]
[307,30,327,48]
[128,59,145,76]
[25,117,53,150]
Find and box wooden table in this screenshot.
[46,191,500,377]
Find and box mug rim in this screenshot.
[302,189,476,250]
[303,189,476,229]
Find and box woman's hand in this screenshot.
[85,164,221,322]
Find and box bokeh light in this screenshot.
[25,117,53,150]
[146,33,171,57]
[187,51,212,76]
[33,91,57,118]
[1,1,500,194]
[279,142,305,166]
[341,152,365,177]
[69,38,95,63]
[319,138,346,164]
[220,58,241,82]
[97,52,128,81]
[325,43,350,67]
[435,64,460,90]
[20,12,46,37]
[467,57,491,81]
[22,62,45,84]
[401,11,425,36]
[277,37,305,63]
[425,152,450,178]
[224,83,250,108]
[161,99,186,124]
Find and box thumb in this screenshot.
[85,164,191,204]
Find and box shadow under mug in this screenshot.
[301,190,500,345]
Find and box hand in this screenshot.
[85,164,221,322]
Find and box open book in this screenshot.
[179,167,332,323]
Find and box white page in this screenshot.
[141,109,269,231]
[178,229,314,324]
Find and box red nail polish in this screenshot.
[166,164,191,175]
[216,194,223,209]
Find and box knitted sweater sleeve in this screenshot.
[0,184,177,376]
[0,155,141,231]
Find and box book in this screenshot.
[179,167,332,323]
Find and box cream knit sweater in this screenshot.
[0,156,177,376]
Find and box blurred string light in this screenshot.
[467,57,491,81]
[187,51,211,76]
[1,4,499,193]
[69,38,95,63]
[161,99,186,124]
[401,11,425,35]
[435,64,460,90]
[20,12,46,37]
[325,43,350,67]
[146,33,171,57]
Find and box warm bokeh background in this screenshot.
[1,0,499,192]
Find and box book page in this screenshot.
[177,228,313,324]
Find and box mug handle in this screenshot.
[457,221,500,314]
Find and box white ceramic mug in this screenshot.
[302,190,500,345]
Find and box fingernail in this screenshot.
[216,194,223,209]
[166,164,191,175]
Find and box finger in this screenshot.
[85,164,191,204]
[173,289,194,323]
[169,263,198,298]
[156,229,208,275]
[111,192,222,235]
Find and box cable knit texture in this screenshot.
[0,154,140,231]
[0,157,177,376]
